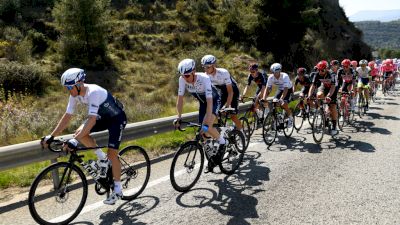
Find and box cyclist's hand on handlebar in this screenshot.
[325,96,332,103]
[41,135,54,149]
[63,138,79,152]
[279,99,284,105]
[238,95,244,103]
[173,118,181,129]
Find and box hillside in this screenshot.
[349,9,400,22]
[355,20,400,49]
[0,0,372,145]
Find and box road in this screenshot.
[1,90,400,225]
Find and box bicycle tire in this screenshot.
[170,141,204,192]
[28,162,88,225]
[262,114,277,146]
[293,102,304,131]
[337,101,346,130]
[219,130,245,175]
[118,145,151,200]
[245,110,257,135]
[283,113,294,138]
[312,109,325,143]
[239,116,251,149]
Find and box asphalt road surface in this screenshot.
[1,90,400,225]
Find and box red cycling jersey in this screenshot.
[370,67,379,77]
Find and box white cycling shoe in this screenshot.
[103,191,122,205]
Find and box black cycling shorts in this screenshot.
[274,88,293,102]
[90,112,127,149]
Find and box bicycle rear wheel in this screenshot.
[219,130,245,175]
[358,94,365,117]
[312,109,325,143]
[283,113,294,138]
[337,101,346,130]
[262,114,277,146]
[170,141,204,192]
[28,162,88,225]
[119,145,151,200]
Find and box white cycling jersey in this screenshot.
[206,68,236,86]
[356,66,371,79]
[66,84,107,117]
[178,73,213,98]
[266,72,293,90]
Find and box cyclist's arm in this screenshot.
[225,84,234,107]
[74,115,97,139]
[51,113,73,136]
[242,85,249,97]
[176,95,184,119]
[280,87,288,100]
[308,84,315,97]
[262,85,269,100]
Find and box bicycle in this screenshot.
[357,89,367,117]
[28,139,151,225]
[369,79,377,103]
[293,96,315,131]
[242,97,269,136]
[337,92,356,129]
[170,120,245,192]
[262,98,294,146]
[311,99,337,143]
[217,108,249,153]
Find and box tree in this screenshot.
[52,0,111,68]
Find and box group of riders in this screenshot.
[40,55,399,205]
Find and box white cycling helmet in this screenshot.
[178,59,196,75]
[359,59,368,66]
[270,63,282,73]
[60,68,86,86]
[201,55,216,65]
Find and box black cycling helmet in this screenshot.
[330,60,340,66]
[297,67,307,75]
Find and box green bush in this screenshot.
[27,30,48,54]
[0,0,21,23]
[0,61,49,97]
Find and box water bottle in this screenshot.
[201,125,209,132]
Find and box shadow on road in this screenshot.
[97,195,159,225]
[367,112,399,121]
[175,151,270,224]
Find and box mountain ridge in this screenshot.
[349,9,400,22]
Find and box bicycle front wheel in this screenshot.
[283,114,294,138]
[245,110,257,135]
[312,109,325,143]
[28,162,88,225]
[119,145,151,200]
[219,130,245,175]
[239,116,251,149]
[293,102,304,131]
[337,101,346,130]
[262,114,277,146]
[170,141,204,192]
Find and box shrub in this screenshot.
[27,30,48,54]
[0,61,49,97]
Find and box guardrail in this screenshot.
[0,101,255,171]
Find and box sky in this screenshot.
[339,0,400,16]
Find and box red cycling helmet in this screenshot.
[386,59,393,65]
[368,61,375,68]
[297,67,307,75]
[316,60,328,71]
[351,60,358,67]
[341,59,351,67]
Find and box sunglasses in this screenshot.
[66,85,74,91]
[202,65,213,69]
[318,69,326,72]
[250,70,257,74]
[182,74,191,78]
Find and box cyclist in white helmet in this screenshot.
[174,59,225,173]
[201,55,242,132]
[41,68,127,205]
[356,59,371,110]
[263,63,294,128]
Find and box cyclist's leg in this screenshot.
[230,86,242,129]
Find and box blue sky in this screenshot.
[339,0,400,16]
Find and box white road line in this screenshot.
[50,162,203,222]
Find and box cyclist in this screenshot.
[356,59,371,110]
[337,59,357,111]
[174,58,224,173]
[263,63,294,128]
[41,68,127,205]
[240,62,267,118]
[201,55,242,131]
[369,61,379,89]
[308,60,339,135]
[330,60,340,74]
[294,67,312,116]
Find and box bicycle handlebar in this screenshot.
[175,121,201,132]
[44,138,107,153]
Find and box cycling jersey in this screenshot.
[313,70,338,104]
[178,72,213,100]
[66,84,124,119]
[206,68,239,113]
[295,75,312,87]
[266,72,293,90]
[178,73,220,123]
[370,68,379,77]
[247,71,267,94]
[356,67,370,79]
[337,68,355,87]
